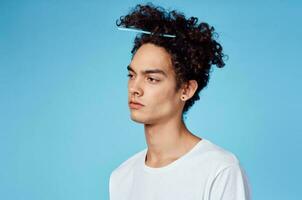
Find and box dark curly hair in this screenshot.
[116,3,226,120]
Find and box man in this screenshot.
[109,3,251,200]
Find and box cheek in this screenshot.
[148,87,179,110]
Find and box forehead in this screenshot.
[129,43,174,75]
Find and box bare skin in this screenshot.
[127,43,202,168]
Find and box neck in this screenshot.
[144,115,200,164]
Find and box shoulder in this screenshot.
[109,149,145,199]
[195,139,251,198]
[195,139,241,171]
[110,148,146,181]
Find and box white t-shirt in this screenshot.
[109,138,252,200]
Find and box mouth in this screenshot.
[129,101,144,109]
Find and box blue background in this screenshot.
[1,0,301,199]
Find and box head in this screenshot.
[117,3,226,124]
[126,43,198,125]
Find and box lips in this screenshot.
[129,101,144,109]
[129,100,144,106]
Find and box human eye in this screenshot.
[147,77,159,83]
[127,73,134,79]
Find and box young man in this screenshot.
[110,3,251,200]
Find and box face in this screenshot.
[127,43,184,125]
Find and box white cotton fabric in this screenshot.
[109,138,252,200]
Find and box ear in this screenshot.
[180,80,198,101]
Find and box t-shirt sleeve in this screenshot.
[209,164,252,200]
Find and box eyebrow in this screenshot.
[127,65,168,77]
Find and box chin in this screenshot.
[130,114,146,124]
[129,111,154,124]
[131,118,145,124]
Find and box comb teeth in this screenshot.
[117,27,176,38]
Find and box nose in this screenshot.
[129,78,143,96]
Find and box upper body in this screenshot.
[109,138,251,200]
[112,3,252,200]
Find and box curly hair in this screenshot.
[116,3,226,119]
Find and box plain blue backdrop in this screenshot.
[1,0,301,199]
